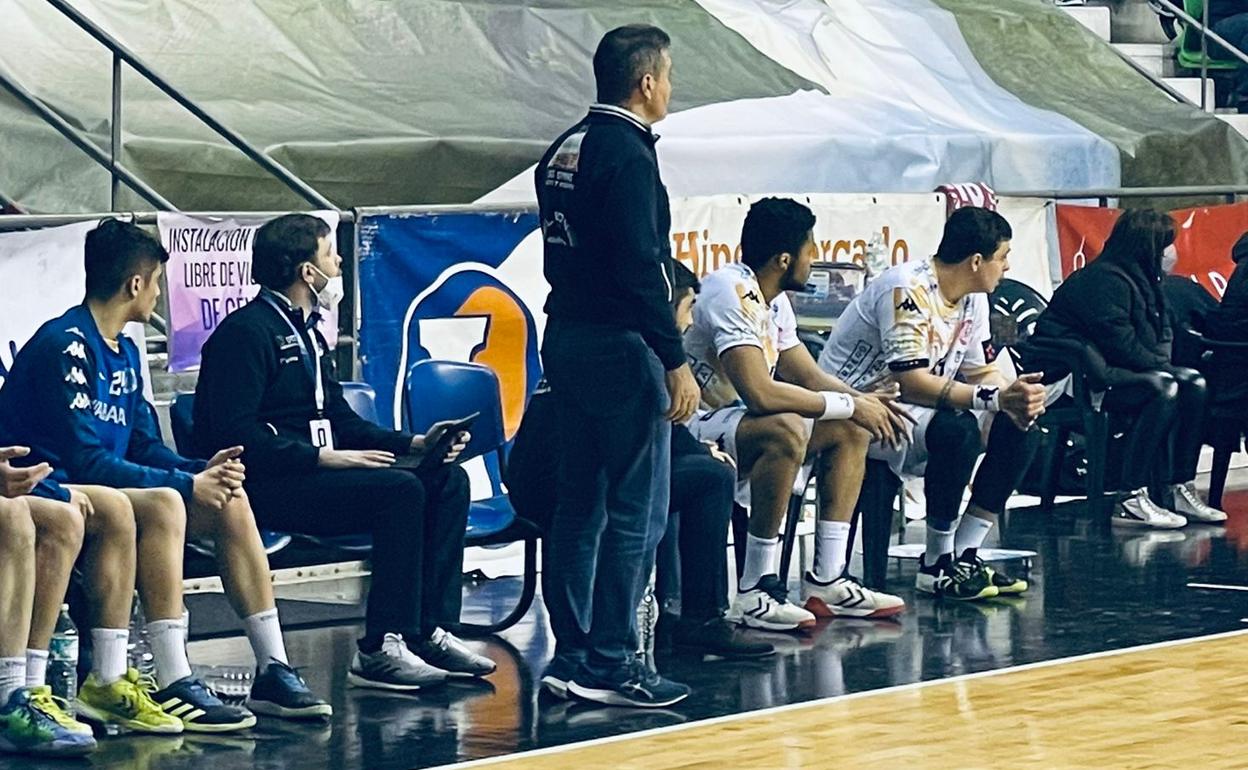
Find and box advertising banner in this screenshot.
[159,212,340,371]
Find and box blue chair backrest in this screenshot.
[405,360,505,464]
[341,382,380,425]
[169,392,195,456]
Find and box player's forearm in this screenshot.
[741,380,852,419]
[897,372,976,410]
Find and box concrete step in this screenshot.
[1107,0,1175,45]
[1114,42,1177,77]
[1162,76,1217,110]
[1061,5,1112,41]
[1218,113,1248,140]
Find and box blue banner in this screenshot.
[357,210,544,441]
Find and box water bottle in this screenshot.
[127,593,155,677]
[865,230,889,279]
[48,605,79,700]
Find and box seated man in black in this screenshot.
[192,214,493,691]
[508,262,772,669]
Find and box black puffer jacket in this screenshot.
[1205,232,1248,343]
[1030,242,1172,383]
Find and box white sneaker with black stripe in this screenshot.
[347,633,448,691]
[1112,488,1186,530]
[727,575,816,632]
[801,572,905,619]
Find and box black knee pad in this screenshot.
[925,410,982,468]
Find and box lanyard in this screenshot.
[259,293,325,416]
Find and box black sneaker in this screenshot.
[959,548,1028,595]
[246,661,332,720]
[150,677,257,733]
[539,655,581,700]
[567,659,691,708]
[412,628,496,678]
[673,617,775,659]
[914,553,997,601]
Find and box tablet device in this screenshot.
[393,413,479,472]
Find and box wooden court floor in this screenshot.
[449,629,1248,770]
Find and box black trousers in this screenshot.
[246,465,470,647]
[1102,366,1207,491]
[923,410,1040,528]
[655,453,735,623]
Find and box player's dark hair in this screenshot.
[84,219,168,301]
[934,207,1012,264]
[671,259,700,309]
[594,25,671,105]
[740,197,817,272]
[252,214,332,289]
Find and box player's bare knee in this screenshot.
[0,497,35,549]
[36,500,86,553]
[133,489,187,541]
[765,413,809,463]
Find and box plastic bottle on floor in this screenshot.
[48,604,78,700]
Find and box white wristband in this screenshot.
[973,385,1002,413]
[819,392,855,421]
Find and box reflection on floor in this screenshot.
[6,481,1248,770]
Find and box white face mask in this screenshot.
[308,265,344,311]
[1161,243,1179,274]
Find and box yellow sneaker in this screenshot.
[27,686,93,737]
[76,669,183,735]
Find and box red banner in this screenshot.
[1056,202,1248,298]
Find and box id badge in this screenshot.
[309,418,334,450]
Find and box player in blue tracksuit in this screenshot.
[0,219,328,735]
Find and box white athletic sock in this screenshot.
[91,628,129,685]
[243,608,288,669]
[147,620,192,689]
[924,523,957,565]
[0,657,26,702]
[739,533,780,592]
[25,649,48,688]
[812,520,851,582]
[954,514,995,555]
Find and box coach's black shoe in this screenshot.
[567,659,690,709]
[540,655,581,700]
[959,549,1028,595]
[673,617,775,659]
[915,553,997,601]
[246,661,331,720]
[412,628,496,678]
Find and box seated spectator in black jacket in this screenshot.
[1209,1,1248,111]
[1029,209,1226,528]
[507,262,772,660]
[1160,253,1218,369]
[192,214,494,692]
[1205,231,1248,342]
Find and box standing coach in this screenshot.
[536,24,699,709]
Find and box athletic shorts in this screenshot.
[686,405,814,508]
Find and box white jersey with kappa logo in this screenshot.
[817,258,994,391]
[684,262,801,410]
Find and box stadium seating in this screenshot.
[1177,0,1242,71]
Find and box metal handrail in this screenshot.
[0,68,175,210]
[1105,44,1198,108]
[31,0,337,212]
[1154,0,1248,111]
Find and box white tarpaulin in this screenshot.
[0,220,151,398]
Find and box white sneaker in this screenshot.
[1112,489,1186,530]
[727,575,816,631]
[347,633,448,691]
[801,573,905,619]
[1171,482,1228,523]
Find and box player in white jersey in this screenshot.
[685,198,911,630]
[819,207,1046,601]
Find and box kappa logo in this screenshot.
[896,296,920,314]
[742,289,763,305]
[69,392,90,410]
[975,386,998,409]
[63,341,86,360]
[64,368,87,387]
[65,327,85,338]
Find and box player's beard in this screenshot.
[782,260,808,293]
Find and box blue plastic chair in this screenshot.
[167,393,291,556]
[405,359,540,636]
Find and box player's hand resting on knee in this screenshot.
[1000,372,1047,430]
[193,464,245,511]
[317,449,397,469]
[850,392,912,449]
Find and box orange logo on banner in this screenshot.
[454,286,529,439]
